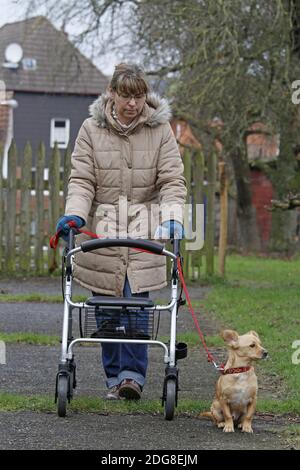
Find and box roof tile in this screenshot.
[0,16,108,95]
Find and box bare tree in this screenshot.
[122,0,294,250]
[130,0,300,252]
[19,0,300,252]
[17,0,138,65]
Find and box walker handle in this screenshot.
[80,238,165,255]
[172,238,180,256]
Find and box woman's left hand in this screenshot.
[154,220,184,239]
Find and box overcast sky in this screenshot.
[0,0,116,76]
[0,0,25,26]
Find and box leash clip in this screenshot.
[215,363,225,373]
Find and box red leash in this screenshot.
[50,221,102,249]
[50,226,223,372]
[176,257,224,372]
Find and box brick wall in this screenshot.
[250,169,273,243]
[0,91,13,144]
[170,119,202,152]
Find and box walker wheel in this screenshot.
[164,379,176,421]
[57,375,68,417]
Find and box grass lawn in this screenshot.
[201,254,300,406]
[0,253,300,418]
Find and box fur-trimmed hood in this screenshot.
[89,92,172,129]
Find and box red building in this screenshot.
[171,118,281,249]
[247,123,279,245]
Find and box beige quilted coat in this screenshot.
[65,93,186,295]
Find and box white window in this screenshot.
[22,58,37,70]
[50,118,70,149]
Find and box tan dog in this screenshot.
[202,329,268,433]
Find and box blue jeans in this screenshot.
[93,277,149,389]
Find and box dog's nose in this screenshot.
[262,350,268,359]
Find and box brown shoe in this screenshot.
[118,379,142,400]
[106,385,124,400]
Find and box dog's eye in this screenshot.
[250,343,256,348]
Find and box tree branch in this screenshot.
[268,193,300,210]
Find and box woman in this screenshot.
[57,63,186,400]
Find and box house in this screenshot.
[246,123,280,245]
[0,90,13,145]
[0,16,108,175]
[171,119,202,151]
[171,117,286,249]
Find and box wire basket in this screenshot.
[81,307,155,340]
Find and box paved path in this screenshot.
[0,277,294,450]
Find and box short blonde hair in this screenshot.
[109,63,149,96]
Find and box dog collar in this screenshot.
[221,366,251,375]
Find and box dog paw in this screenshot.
[242,423,253,433]
[223,424,234,433]
[217,422,225,428]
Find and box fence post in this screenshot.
[0,141,3,271]
[192,149,204,279]
[20,142,32,272]
[63,146,71,205]
[218,161,228,276]
[206,151,217,276]
[6,140,17,273]
[35,142,46,274]
[183,148,192,280]
[48,143,61,272]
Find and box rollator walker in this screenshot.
[55,230,187,420]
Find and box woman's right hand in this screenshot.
[56,215,85,240]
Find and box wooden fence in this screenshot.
[181,147,227,279]
[0,140,224,278]
[0,141,71,275]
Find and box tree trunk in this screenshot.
[230,146,261,252]
[270,210,296,254]
[218,162,228,276]
[269,125,298,254]
[206,151,217,276]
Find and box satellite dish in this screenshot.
[5,43,23,64]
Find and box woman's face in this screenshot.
[111,89,146,125]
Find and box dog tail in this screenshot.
[199,411,213,420]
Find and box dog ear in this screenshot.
[246,330,259,339]
[221,329,239,348]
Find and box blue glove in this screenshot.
[154,220,184,239]
[56,215,85,241]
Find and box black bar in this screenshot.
[80,238,164,255]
